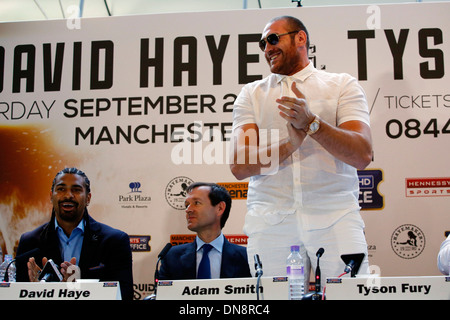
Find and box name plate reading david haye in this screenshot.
[0,281,121,300]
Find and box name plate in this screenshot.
[156,276,288,300]
[0,281,121,300]
[325,276,450,300]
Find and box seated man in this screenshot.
[437,234,450,275]
[15,167,134,300]
[159,182,251,280]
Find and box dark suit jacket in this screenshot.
[158,237,251,280]
[16,210,134,300]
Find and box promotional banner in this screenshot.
[1,2,449,299]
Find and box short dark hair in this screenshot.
[51,167,91,194]
[186,182,231,229]
[269,15,310,50]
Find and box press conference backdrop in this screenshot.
[0,2,448,299]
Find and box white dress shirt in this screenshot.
[232,62,370,230]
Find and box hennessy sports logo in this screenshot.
[406,177,450,197]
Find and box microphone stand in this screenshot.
[254,254,263,300]
[302,248,325,300]
[144,243,172,300]
[256,271,262,300]
[2,248,41,282]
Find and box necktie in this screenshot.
[197,244,213,279]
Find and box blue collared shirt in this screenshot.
[55,218,84,265]
[195,233,224,279]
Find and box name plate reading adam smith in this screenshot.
[157,276,288,300]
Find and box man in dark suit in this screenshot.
[15,167,134,300]
[158,182,251,280]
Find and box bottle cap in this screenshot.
[290,245,300,251]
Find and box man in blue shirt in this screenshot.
[16,167,134,300]
[158,182,251,280]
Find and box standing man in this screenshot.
[230,16,372,289]
[158,182,251,280]
[16,167,134,300]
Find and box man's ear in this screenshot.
[86,192,92,206]
[216,201,226,217]
[296,30,308,48]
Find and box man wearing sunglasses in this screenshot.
[230,16,372,293]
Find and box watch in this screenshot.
[306,116,320,135]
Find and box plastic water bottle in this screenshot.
[0,254,16,282]
[0,254,6,282]
[286,245,304,300]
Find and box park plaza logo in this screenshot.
[118,181,152,209]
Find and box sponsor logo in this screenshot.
[326,278,342,284]
[165,176,193,210]
[225,234,248,245]
[406,177,450,197]
[118,181,152,209]
[357,169,384,210]
[133,283,156,300]
[129,235,151,252]
[367,244,377,259]
[170,234,196,246]
[272,277,288,282]
[103,282,118,288]
[170,234,248,246]
[391,224,425,259]
[218,182,248,200]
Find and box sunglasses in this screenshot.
[259,31,299,51]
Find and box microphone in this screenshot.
[253,254,263,300]
[316,247,324,258]
[155,243,172,281]
[340,253,365,277]
[38,259,63,282]
[344,261,355,274]
[3,248,40,282]
[254,254,263,277]
[314,248,324,293]
[302,247,325,300]
[145,243,172,300]
[158,243,172,259]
